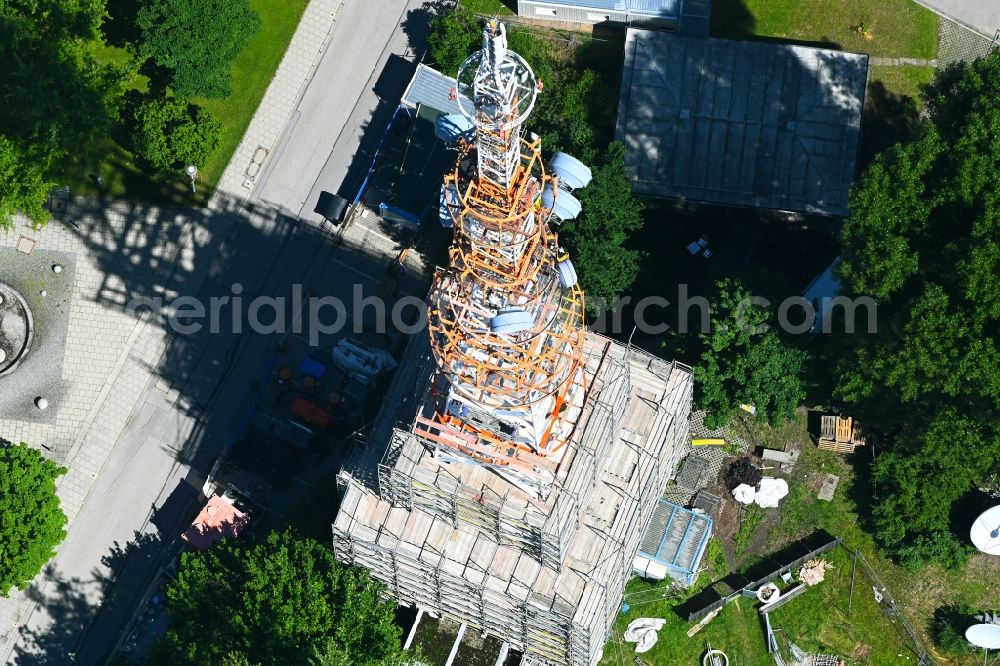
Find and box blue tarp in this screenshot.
[379,202,421,231]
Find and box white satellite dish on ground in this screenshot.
[966,623,1000,649]
[970,505,1000,555]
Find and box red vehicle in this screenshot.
[289,397,332,430]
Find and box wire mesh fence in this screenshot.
[848,548,938,666]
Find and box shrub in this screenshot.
[932,604,975,655]
[130,97,221,176]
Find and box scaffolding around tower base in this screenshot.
[334,332,696,666]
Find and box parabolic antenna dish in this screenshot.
[966,623,1000,650]
[970,505,1000,555]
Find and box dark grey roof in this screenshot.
[615,30,869,216]
[401,64,468,117]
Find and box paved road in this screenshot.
[7,0,436,662]
[914,0,1000,37]
[254,0,428,218]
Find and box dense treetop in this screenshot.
[137,0,260,99]
[0,0,130,228]
[151,529,406,665]
[0,440,68,596]
[0,0,260,228]
[692,279,807,429]
[130,97,223,176]
[835,51,1000,567]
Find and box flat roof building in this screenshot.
[516,0,712,34]
[400,63,468,118]
[615,30,869,216]
[518,0,678,28]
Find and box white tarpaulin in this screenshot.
[755,478,789,507]
[624,618,666,654]
[732,483,756,505]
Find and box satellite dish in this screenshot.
[966,623,1000,650]
[970,505,1000,555]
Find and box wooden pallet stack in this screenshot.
[817,415,866,453]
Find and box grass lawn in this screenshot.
[600,538,922,666]
[751,414,999,665]
[711,0,938,58]
[601,582,773,666]
[769,547,915,665]
[599,540,766,666]
[868,64,936,100]
[460,0,515,16]
[194,0,308,188]
[76,0,307,203]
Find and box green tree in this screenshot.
[426,4,479,76]
[137,0,260,98]
[933,604,976,656]
[0,0,130,224]
[0,0,106,40]
[0,440,68,596]
[130,97,222,176]
[559,142,644,309]
[834,52,1000,566]
[0,136,51,229]
[692,279,806,429]
[151,529,405,666]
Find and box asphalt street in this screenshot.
[914,0,1000,37]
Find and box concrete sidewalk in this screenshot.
[913,0,1000,38]
[214,0,347,200]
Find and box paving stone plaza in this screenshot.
[0,203,204,639]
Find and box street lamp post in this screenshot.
[185,165,198,194]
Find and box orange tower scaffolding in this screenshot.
[422,19,587,496]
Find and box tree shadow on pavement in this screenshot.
[10,491,193,665]
[333,54,419,203]
[401,0,447,57]
[12,566,99,666]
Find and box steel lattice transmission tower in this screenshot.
[424,20,587,497]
